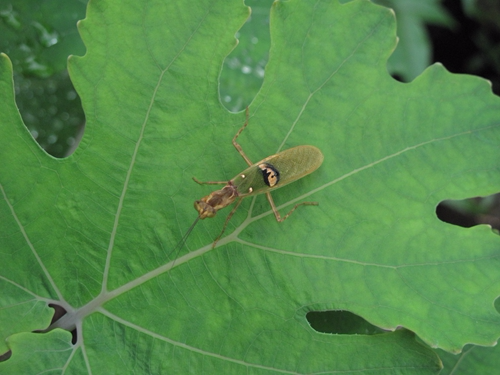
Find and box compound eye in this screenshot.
[258,163,280,187]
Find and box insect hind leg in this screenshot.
[265,192,318,222]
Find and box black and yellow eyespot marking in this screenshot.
[258,163,280,187]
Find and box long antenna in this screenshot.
[167,216,200,271]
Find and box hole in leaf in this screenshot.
[306,310,386,335]
[436,194,500,231]
[0,350,12,362]
[48,303,67,325]
[0,304,78,363]
[495,296,500,314]
[32,303,78,344]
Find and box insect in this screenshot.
[174,108,324,254]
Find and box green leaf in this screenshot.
[2,0,500,373]
[1,330,81,374]
[437,343,500,374]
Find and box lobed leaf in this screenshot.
[2,0,500,373]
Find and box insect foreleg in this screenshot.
[265,192,318,222]
[232,107,253,167]
[211,197,244,248]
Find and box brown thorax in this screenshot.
[194,183,239,219]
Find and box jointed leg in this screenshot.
[211,198,243,248]
[232,107,253,167]
[265,192,318,222]
[192,177,228,185]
